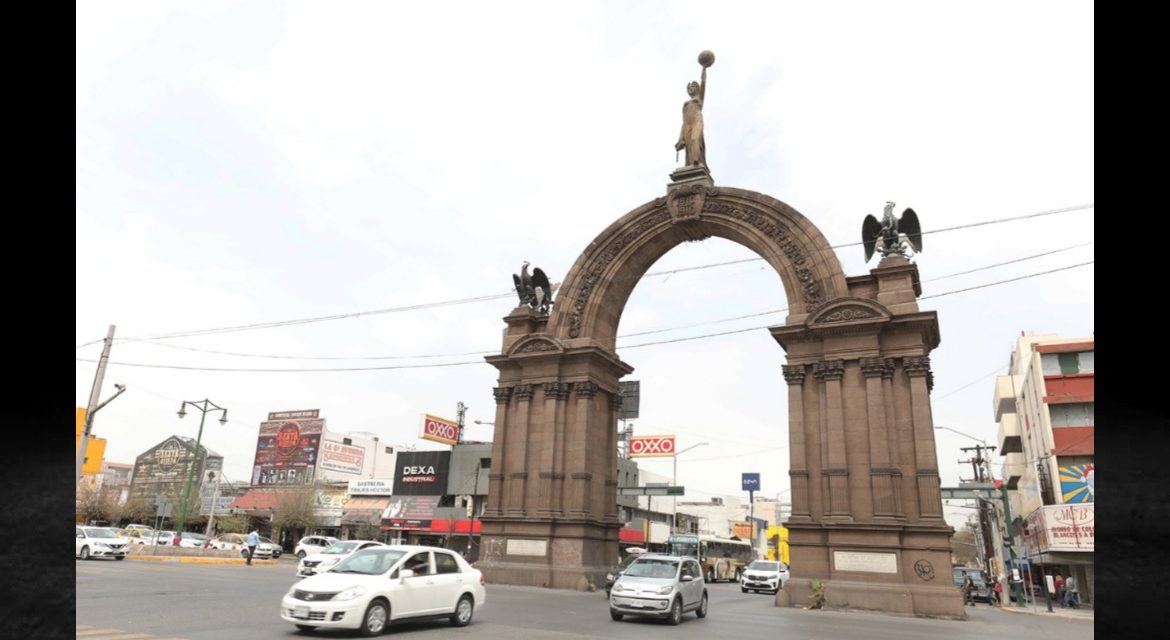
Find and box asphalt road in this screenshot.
[77,556,1092,640]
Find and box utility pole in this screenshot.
[999,482,1026,608]
[77,325,128,485]
[961,444,997,580]
[205,471,222,537]
[456,401,467,444]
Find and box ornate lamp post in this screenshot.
[175,399,228,538]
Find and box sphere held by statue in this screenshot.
[698,50,715,67]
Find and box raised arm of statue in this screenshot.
[699,65,707,105]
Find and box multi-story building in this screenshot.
[995,333,1093,605]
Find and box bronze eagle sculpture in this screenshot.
[512,261,554,314]
[862,202,922,262]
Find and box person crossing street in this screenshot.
[245,529,260,566]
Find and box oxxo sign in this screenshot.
[629,435,676,458]
[420,414,459,446]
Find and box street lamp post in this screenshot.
[175,399,228,538]
[673,442,709,532]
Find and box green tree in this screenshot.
[950,528,979,566]
[119,495,156,527]
[270,484,321,536]
[214,515,247,534]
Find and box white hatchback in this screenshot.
[740,560,790,594]
[295,535,339,559]
[281,545,486,636]
[76,526,131,560]
[297,540,385,578]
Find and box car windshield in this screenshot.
[260,537,275,544]
[331,549,407,575]
[617,555,641,570]
[322,541,360,554]
[748,561,780,572]
[624,559,679,579]
[83,528,117,538]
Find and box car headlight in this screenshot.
[655,585,674,595]
[611,583,626,593]
[334,586,367,601]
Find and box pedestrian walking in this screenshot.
[993,578,1003,606]
[1054,572,1065,607]
[961,570,975,606]
[1065,575,1079,608]
[245,529,260,566]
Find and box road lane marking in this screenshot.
[76,627,186,640]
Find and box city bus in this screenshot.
[667,533,754,582]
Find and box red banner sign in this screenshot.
[629,435,676,458]
[420,414,460,446]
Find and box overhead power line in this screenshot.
[77,203,1092,348]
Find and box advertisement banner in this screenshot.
[628,435,676,458]
[392,450,452,495]
[420,414,460,446]
[313,487,348,519]
[268,409,319,420]
[1024,503,1094,553]
[742,473,761,491]
[320,440,366,475]
[732,521,753,538]
[1059,463,1095,503]
[251,417,324,486]
[380,495,440,530]
[348,479,395,496]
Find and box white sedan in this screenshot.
[76,526,130,560]
[281,545,485,636]
[295,535,339,559]
[297,540,385,578]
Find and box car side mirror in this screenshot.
[399,569,415,580]
[77,533,85,539]
[680,575,694,582]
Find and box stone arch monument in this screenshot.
[476,55,962,619]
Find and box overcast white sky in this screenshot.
[76,0,1093,530]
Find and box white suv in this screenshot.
[740,560,789,594]
[295,535,339,559]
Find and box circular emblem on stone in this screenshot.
[913,559,935,581]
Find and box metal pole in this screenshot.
[77,325,116,484]
[205,472,222,536]
[1000,483,1026,607]
[672,453,678,532]
[749,490,755,557]
[176,406,209,537]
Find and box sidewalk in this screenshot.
[995,600,1093,621]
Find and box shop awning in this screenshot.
[427,519,483,534]
[229,489,285,511]
[619,527,646,543]
[342,496,392,525]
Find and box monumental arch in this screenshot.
[476,174,963,618]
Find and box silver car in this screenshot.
[608,555,708,625]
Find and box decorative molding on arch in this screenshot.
[806,297,892,326]
[550,187,848,345]
[507,335,566,357]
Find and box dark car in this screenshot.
[605,554,644,596]
[952,567,992,604]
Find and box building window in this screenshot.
[1042,351,1094,375]
[385,446,394,454]
[343,437,353,445]
[1050,403,1094,427]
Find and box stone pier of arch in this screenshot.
[474,181,964,618]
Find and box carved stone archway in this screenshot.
[476,183,963,618]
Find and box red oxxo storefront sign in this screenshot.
[629,435,676,458]
[420,414,459,446]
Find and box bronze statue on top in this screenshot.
[676,50,715,169]
[512,261,554,314]
[862,202,922,262]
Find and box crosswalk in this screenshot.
[75,625,186,640]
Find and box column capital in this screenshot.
[860,357,886,378]
[573,381,599,398]
[542,381,572,401]
[492,386,513,404]
[813,359,845,382]
[513,384,535,401]
[782,364,807,386]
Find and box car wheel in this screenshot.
[295,625,316,632]
[115,556,126,561]
[450,594,474,627]
[707,567,715,583]
[297,550,306,559]
[240,549,249,558]
[741,587,748,593]
[80,546,90,560]
[667,598,682,625]
[359,600,389,637]
[696,592,708,618]
[734,568,743,583]
[610,609,623,621]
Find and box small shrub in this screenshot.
[806,578,826,610]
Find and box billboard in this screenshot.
[380,495,440,530]
[732,521,753,538]
[1059,463,1094,503]
[628,435,676,458]
[251,417,324,486]
[1024,503,1094,553]
[320,440,366,475]
[348,479,395,496]
[420,414,460,446]
[392,450,451,495]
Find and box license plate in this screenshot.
[294,606,309,618]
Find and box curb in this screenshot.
[126,555,278,565]
[998,606,1093,621]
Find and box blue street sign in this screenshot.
[742,473,760,491]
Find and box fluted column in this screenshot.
[862,358,896,520]
[538,382,571,517]
[905,356,943,520]
[815,359,851,521]
[881,358,905,519]
[567,381,598,517]
[604,392,622,521]
[485,386,511,517]
[506,384,534,516]
[783,364,812,521]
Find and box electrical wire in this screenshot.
[77,203,1092,348]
